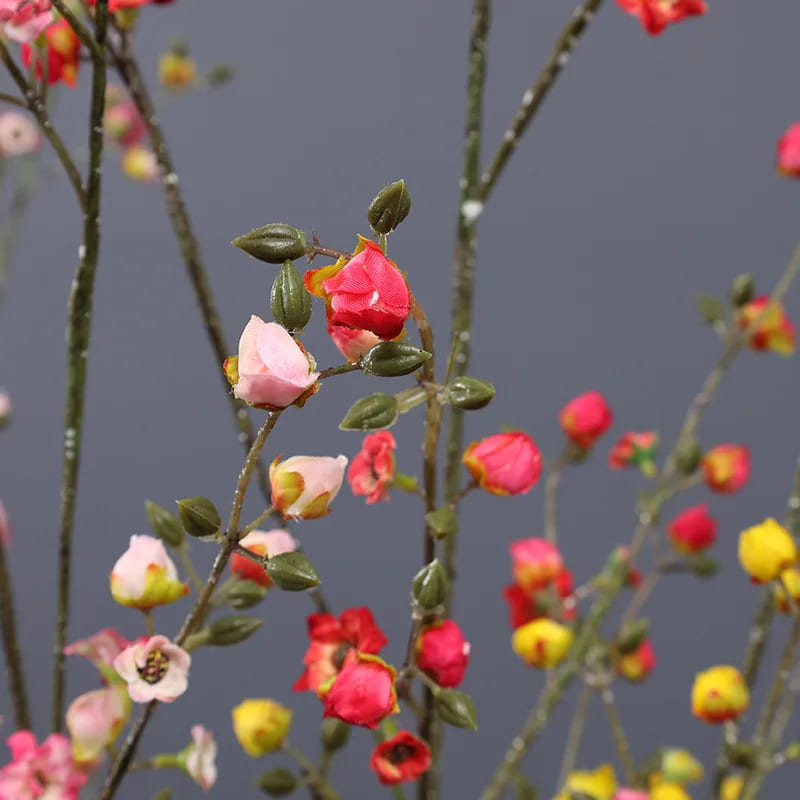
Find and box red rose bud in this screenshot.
[503,568,575,630]
[667,505,717,554]
[305,238,411,339]
[320,653,399,729]
[702,445,750,494]
[509,538,563,593]
[559,391,613,450]
[778,122,800,177]
[370,731,431,785]
[608,431,659,475]
[737,296,796,356]
[327,324,382,363]
[615,0,707,36]
[294,607,388,694]
[348,432,396,504]
[618,639,657,683]
[416,620,470,688]
[462,432,542,496]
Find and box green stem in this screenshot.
[142,609,155,637]
[51,0,109,732]
[555,682,592,789]
[477,0,606,202]
[97,412,281,800]
[0,543,30,729]
[0,41,86,208]
[283,742,342,800]
[178,545,203,593]
[600,686,636,785]
[0,91,26,109]
[0,155,38,307]
[544,448,569,544]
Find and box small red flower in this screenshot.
[503,568,575,630]
[294,607,388,694]
[320,653,398,729]
[417,620,470,688]
[737,296,796,356]
[615,0,707,36]
[702,445,750,495]
[608,431,659,473]
[21,18,81,87]
[668,505,717,554]
[559,391,613,450]
[509,538,563,592]
[777,122,800,177]
[348,432,396,504]
[370,731,431,785]
[618,639,657,683]
[462,432,542,496]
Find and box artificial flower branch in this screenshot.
[0,90,25,107]
[51,0,109,732]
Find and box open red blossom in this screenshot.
[559,391,613,450]
[503,568,575,629]
[348,431,396,504]
[370,731,431,785]
[778,122,800,177]
[294,607,388,694]
[21,18,80,87]
[668,505,717,554]
[417,620,470,688]
[615,0,707,35]
[320,653,398,729]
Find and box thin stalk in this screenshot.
[477,0,606,202]
[51,0,109,732]
[177,545,203,593]
[544,449,569,544]
[0,91,26,108]
[0,155,38,307]
[0,41,86,207]
[98,413,280,800]
[283,742,342,800]
[0,543,30,729]
[556,682,592,789]
[600,686,636,785]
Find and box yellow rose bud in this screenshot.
[554,763,617,800]
[158,52,197,90]
[661,748,704,785]
[720,775,743,800]
[650,783,691,800]
[121,145,159,183]
[232,699,292,757]
[738,518,798,583]
[691,665,749,724]
[511,618,573,669]
[774,567,800,613]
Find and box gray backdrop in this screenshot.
[2,0,800,796]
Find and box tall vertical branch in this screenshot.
[51,0,110,732]
[0,543,30,729]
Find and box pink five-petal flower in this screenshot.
[113,635,191,703]
[231,316,319,409]
[348,431,396,504]
[0,0,53,43]
[183,725,217,791]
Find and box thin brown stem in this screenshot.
[600,686,636,785]
[0,543,30,729]
[283,742,342,800]
[544,449,569,544]
[556,682,592,789]
[0,91,26,109]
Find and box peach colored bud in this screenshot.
[559,390,613,449]
[737,296,796,356]
[327,324,382,363]
[103,91,145,147]
[555,763,617,800]
[113,634,191,703]
[511,618,573,669]
[121,145,159,182]
[702,444,750,494]
[738,518,798,584]
[691,665,749,724]
[509,538,563,592]
[269,454,348,519]
[0,111,40,156]
[230,316,319,409]
[110,535,190,610]
[0,390,12,426]
[462,432,542,496]
[158,51,197,89]
[66,685,130,765]
[230,528,297,588]
[232,699,292,756]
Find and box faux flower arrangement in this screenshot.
[1,1,800,799]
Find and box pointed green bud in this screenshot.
[446,376,496,410]
[320,717,351,753]
[675,437,702,475]
[232,223,307,264]
[367,179,411,234]
[177,497,221,540]
[266,552,320,591]
[207,64,234,86]
[360,341,431,377]
[145,500,184,548]
[436,688,478,730]
[689,554,719,578]
[339,393,399,431]
[227,579,267,610]
[152,790,173,800]
[730,273,755,308]
[425,507,458,539]
[617,618,650,655]
[411,559,446,611]
[208,615,264,646]
[257,767,298,796]
[271,261,312,333]
[696,295,725,326]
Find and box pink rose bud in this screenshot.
[110,535,190,610]
[0,500,11,548]
[113,634,191,703]
[462,432,542,496]
[618,639,657,683]
[270,454,348,519]
[615,0,706,36]
[559,390,614,449]
[230,528,297,588]
[327,324,382,363]
[66,685,131,765]
[305,238,411,339]
[778,122,800,177]
[0,111,40,157]
[416,620,471,688]
[227,316,319,409]
[348,432,396,504]
[182,725,217,790]
[668,505,717,554]
[103,87,145,147]
[509,538,564,592]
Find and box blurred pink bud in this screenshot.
[509,538,563,592]
[0,391,11,427]
[64,628,131,674]
[65,686,130,765]
[182,724,217,790]
[615,791,649,800]
[0,730,86,798]
[327,324,382,363]
[121,145,159,182]
[0,500,10,548]
[270,454,348,519]
[0,1,53,43]
[0,112,40,157]
[103,88,145,147]
[348,431,396,504]
[113,634,191,703]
